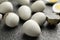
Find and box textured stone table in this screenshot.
[0,0,60,40]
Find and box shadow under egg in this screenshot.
[22,34,38,40]
[3,24,18,31]
[16,4,22,9]
[46,23,57,30]
[19,18,26,24]
[46,3,55,6]
[0,12,4,18]
[30,0,37,3]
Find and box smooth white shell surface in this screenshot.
[22,20,41,37]
[31,12,46,25]
[0,2,13,13]
[5,12,19,27]
[31,0,45,12]
[18,5,31,20]
[0,14,2,21]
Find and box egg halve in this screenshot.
[52,3,60,13]
[45,0,58,3]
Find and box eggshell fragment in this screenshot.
[46,13,60,25]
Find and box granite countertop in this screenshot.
[0,0,60,40]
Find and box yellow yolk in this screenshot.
[55,4,60,10]
[50,0,57,3]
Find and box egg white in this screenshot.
[45,0,58,3]
[52,3,60,13]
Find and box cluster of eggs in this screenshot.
[0,0,60,37]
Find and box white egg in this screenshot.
[31,12,46,25]
[5,12,19,27]
[52,3,60,13]
[22,20,41,37]
[0,14,2,21]
[18,5,31,20]
[45,0,58,4]
[0,2,13,14]
[16,0,30,5]
[31,0,46,12]
[0,0,8,3]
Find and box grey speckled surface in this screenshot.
[0,0,60,40]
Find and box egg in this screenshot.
[0,2,13,14]
[31,12,46,25]
[52,3,60,13]
[22,20,41,37]
[18,5,31,20]
[16,0,30,5]
[0,14,2,21]
[0,0,8,3]
[31,0,46,12]
[45,0,58,4]
[5,12,19,27]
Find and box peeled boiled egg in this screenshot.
[16,0,30,5]
[0,0,8,3]
[52,3,60,13]
[31,12,46,25]
[31,0,46,12]
[22,20,41,37]
[5,12,19,27]
[18,5,31,20]
[0,14,2,21]
[0,2,13,14]
[45,0,58,4]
